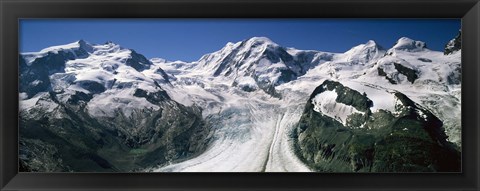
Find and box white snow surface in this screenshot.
[389,37,427,52]
[312,90,363,125]
[341,81,396,113]
[21,40,93,65]
[21,40,170,118]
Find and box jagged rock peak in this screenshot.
[77,39,94,52]
[444,30,461,55]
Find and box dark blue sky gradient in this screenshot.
[20,19,461,62]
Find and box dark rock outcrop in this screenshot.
[393,63,418,83]
[126,49,153,71]
[377,62,418,84]
[294,80,460,172]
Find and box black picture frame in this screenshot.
[1,0,479,190]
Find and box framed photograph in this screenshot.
[1,0,479,190]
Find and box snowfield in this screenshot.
[312,90,363,125]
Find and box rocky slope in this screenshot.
[444,30,461,55]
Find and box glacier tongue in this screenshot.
[152,90,312,172]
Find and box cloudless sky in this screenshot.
[20,19,460,62]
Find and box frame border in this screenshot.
[1,0,479,190]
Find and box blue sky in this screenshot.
[20,19,460,62]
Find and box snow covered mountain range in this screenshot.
[19,32,461,172]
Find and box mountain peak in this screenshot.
[346,40,383,52]
[444,30,461,55]
[343,40,384,64]
[38,40,94,54]
[246,36,274,43]
[78,39,87,44]
[242,36,279,48]
[78,39,94,52]
[391,37,427,51]
[365,40,380,47]
[104,40,120,46]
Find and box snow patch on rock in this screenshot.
[311,90,363,125]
